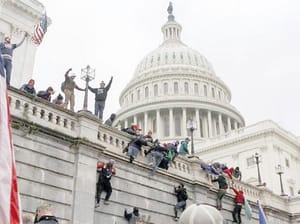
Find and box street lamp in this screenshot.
[253,152,265,187]
[187,118,197,155]
[81,65,95,111]
[275,164,287,196]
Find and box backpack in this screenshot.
[182,189,188,200]
[61,82,65,92]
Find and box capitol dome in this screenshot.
[116,3,244,146]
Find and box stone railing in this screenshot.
[8,88,192,178]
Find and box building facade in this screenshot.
[0,0,44,87]
[116,5,245,142]
[115,4,300,197]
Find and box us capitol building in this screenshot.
[1,0,300,223]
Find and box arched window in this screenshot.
[174,82,179,94]
[184,82,189,94]
[204,85,207,96]
[218,90,221,99]
[163,82,168,95]
[194,83,199,95]
[154,84,158,96]
[131,93,134,103]
[145,87,149,98]
[163,115,170,137]
[137,90,140,100]
[212,87,215,98]
[175,116,181,136]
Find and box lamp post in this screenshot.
[275,164,287,196]
[80,65,95,111]
[254,152,265,187]
[187,118,197,155]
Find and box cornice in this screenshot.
[3,0,45,19]
[198,121,300,153]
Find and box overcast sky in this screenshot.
[33,0,300,136]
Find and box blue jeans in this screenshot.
[3,59,12,85]
[174,201,186,217]
[95,100,105,120]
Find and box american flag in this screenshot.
[258,200,268,224]
[32,13,48,45]
[0,53,22,223]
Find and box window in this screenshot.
[285,158,290,168]
[246,157,255,167]
[163,116,170,137]
[204,85,207,96]
[212,87,215,98]
[163,83,168,95]
[131,93,134,103]
[137,90,140,100]
[194,83,199,95]
[218,91,221,99]
[174,82,179,94]
[154,84,158,96]
[152,118,156,133]
[145,87,149,98]
[184,82,189,94]
[175,116,181,136]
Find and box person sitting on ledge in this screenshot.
[20,79,36,96]
[52,94,64,107]
[37,86,54,102]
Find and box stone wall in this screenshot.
[9,88,300,224]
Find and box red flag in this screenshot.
[0,68,21,222]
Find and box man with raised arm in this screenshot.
[0,33,28,86]
[61,68,85,111]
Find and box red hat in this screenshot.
[132,124,141,130]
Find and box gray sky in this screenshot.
[33,0,300,136]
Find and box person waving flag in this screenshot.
[32,12,48,45]
[0,49,22,223]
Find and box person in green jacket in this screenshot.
[179,138,190,155]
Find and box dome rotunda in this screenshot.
[116,3,244,146]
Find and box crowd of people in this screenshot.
[1,35,245,224]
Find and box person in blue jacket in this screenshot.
[0,33,27,85]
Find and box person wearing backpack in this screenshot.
[61,68,85,111]
[174,183,188,221]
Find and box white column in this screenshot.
[195,109,200,138]
[218,113,224,135]
[169,108,174,137]
[144,112,148,133]
[182,108,187,137]
[234,120,238,130]
[207,110,212,138]
[227,116,231,132]
[156,109,160,138]
[124,119,128,128]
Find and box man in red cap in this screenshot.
[0,33,27,85]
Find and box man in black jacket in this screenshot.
[174,183,188,221]
[212,173,228,210]
[95,161,114,207]
[88,76,113,120]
